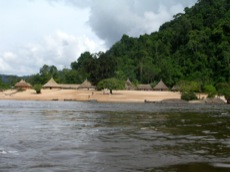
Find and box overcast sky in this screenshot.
[0,0,197,76]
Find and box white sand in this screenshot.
[0,89,182,103]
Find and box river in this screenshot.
[0,100,230,172]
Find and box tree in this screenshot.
[33,84,42,94]
[97,78,124,94]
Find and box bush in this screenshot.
[181,91,198,101]
[203,84,216,98]
[223,88,230,104]
[33,84,42,94]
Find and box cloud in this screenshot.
[0,0,198,76]
[0,31,105,75]
[87,0,197,47]
[44,0,197,47]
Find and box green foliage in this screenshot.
[97,78,124,94]
[223,88,230,104]
[24,0,230,89]
[33,84,42,94]
[178,80,201,93]
[216,83,229,96]
[0,79,9,90]
[203,84,217,98]
[216,83,230,104]
[181,91,198,101]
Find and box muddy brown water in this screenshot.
[0,100,230,172]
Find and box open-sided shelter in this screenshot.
[78,79,95,90]
[137,84,152,91]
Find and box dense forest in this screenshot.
[1,0,230,92]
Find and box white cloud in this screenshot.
[0,0,198,76]
[88,0,197,46]
[0,31,105,75]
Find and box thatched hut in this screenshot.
[153,80,169,91]
[58,84,79,89]
[15,79,32,89]
[78,79,95,90]
[43,78,60,89]
[125,78,136,90]
[137,84,152,91]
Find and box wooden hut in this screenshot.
[137,84,152,91]
[15,79,32,89]
[153,80,169,91]
[43,77,60,89]
[125,78,136,90]
[78,79,95,90]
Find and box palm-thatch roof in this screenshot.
[58,84,79,89]
[125,78,136,90]
[137,84,152,90]
[15,79,32,89]
[153,80,169,91]
[43,78,60,89]
[78,79,95,90]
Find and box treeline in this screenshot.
[1,0,230,93]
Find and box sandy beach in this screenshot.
[0,89,184,103]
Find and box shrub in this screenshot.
[223,88,230,104]
[181,91,198,101]
[33,84,42,94]
[203,84,216,98]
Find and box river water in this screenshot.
[0,100,230,172]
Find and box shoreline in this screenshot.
[0,89,227,104]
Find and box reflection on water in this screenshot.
[0,100,230,172]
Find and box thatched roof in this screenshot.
[153,80,169,91]
[125,78,136,90]
[43,78,60,89]
[137,84,152,90]
[15,79,32,89]
[78,79,95,89]
[58,84,79,89]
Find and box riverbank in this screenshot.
[0,89,226,104]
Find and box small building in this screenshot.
[78,79,95,90]
[153,80,169,91]
[15,79,32,89]
[58,84,79,89]
[137,84,152,91]
[43,77,60,89]
[125,78,136,90]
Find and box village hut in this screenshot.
[43,77,60,89]
[153,80,169,91]
[137,84,152,91]
[125,78,136,90]
[15,79,32,89]
[78,79,95,90]
[58,84,79,89]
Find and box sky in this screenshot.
[0,0,197,76]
